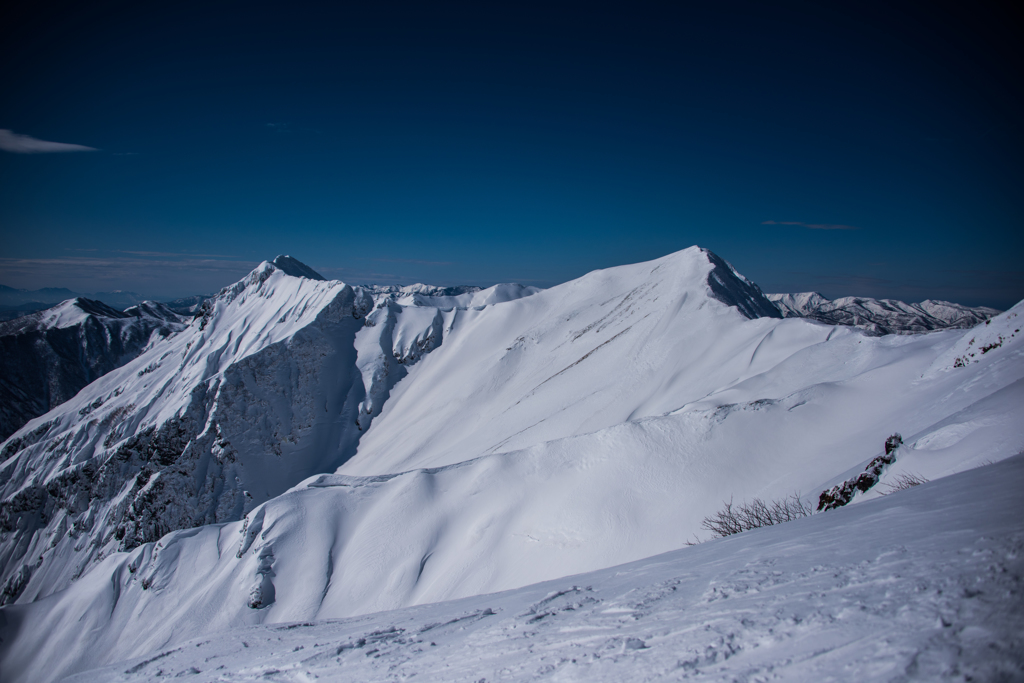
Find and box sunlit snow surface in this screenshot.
[1,248,1022,683]
[57,455,1024,682]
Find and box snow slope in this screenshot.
[1,249,1022,683]
[768,292,999,335]
[345,247,784,474]
[22,453,1024,683]
[0,299,186,441]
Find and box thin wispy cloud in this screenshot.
[763,220,859,231]
[0,129,98,154]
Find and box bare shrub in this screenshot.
[882,472,928,494]
[700,494,812,538]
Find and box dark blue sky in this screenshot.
[1,1,1021,307]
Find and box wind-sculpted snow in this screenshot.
[768,291,999,335]
[1,247,1022,683]
[0,299,186,441]
[20,454,1024,683]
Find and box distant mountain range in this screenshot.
[0,299,187,442]
[767,292,999,336]
[0,285,144,315]
[0,286,218,321]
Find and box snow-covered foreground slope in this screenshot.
[26,454,1024,683]
[768,291,999,335]
[0,298,186,441]
[0,257,537,607]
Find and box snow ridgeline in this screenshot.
[0,256,538,610]
[50,454,1024,683]
[0,247,1022,683]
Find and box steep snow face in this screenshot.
[0,262,377,606]
[768,291,999,335]
[0,299,187,441]
[0,260,540,609]
[37,455,1024,683]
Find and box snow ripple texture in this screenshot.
[57,455,1024,683]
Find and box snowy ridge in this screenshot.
[50,455,1024,683]
[365,282,542,309]
[768,291,999,335]
[0,248,1022,683]
[0,299,187,441]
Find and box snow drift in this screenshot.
[52,454,1024,683]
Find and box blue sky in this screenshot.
[1,1,1021,307]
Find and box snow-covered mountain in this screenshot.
[0,298,187,442]
[768,291,999,335]
[0,256,538,610]
[0,248,1021,683]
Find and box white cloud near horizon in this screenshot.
[0,129,98,153]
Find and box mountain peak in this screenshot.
[271,255,325,281]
